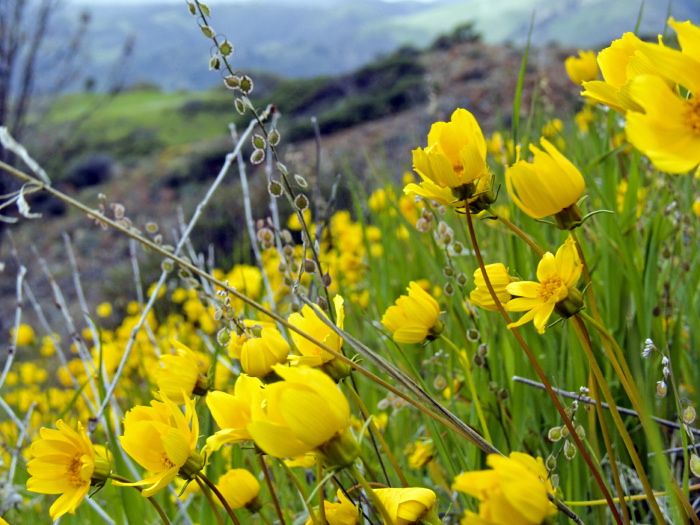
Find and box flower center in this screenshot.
[683,98,700,134]
[67,453,89,486]
[538,275,567,302]
[162,452,176,469]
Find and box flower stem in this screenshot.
[194,476,225,525]
[197,473,241,525]
[278,459,318,525]
[463,209,618,525]
[258,453,287,525]
[345,385,409,487]
[491,208,544,257]
[108,474,171,525]
[440,334,492,444]
[349,464,394,525]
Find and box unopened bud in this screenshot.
[294,174,308,188]
[682,406,696,425]
[657,380,668,398]
[321,273,332,287]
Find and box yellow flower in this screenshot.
[204,374,264,452]
[453,452,556,525]
[505,237,583,334]
[215,469,261,510]
[581,32,658,114]
[564,50,598,85]
[541,118,563,140]
[408,440,435,470]
[238,325,291,378]
[305,490,360,525]
[26,420,111,520]
[288,295,344,367]
[624,19,700,173]
[372,487,439,525]
[96,302,113,318]
[470,264,518,312]
[117,393,203,497]
[381,281,443,344]
[693,199,700,218]
[288,208,312,231]
[153,340,210,403]
[574,106,594,134]
[410,108,489,202]
[10,324,35,346]
[505,138,585,224]
[247,365,357,466]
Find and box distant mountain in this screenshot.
[49,0,698,92]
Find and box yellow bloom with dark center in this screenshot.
[505,138,585,220]
[305,490,360,525]
[470,264,518,312]
[204,374,264,452]
[505,237,583,334]
[26,420,111,520]
[247,364,355,463]
[116,393,203,497]
[381,282,442,344]
[153,340,210,403]
[453,452,556,525]
[373,487,439,525]
[565,50,599,85]
[624,19,700,173]
[215,468,261,510]
[410,108,489,203]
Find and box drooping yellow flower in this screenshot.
[373,487,440,525]
[469,264,518,312]
[204,374,264,452]
[505,138,585,226]
[624,19,700,173]
[409,108,490,204]
[453,452,556,525]
[288,295,344,367]
[238,325,291,378]
[247,364,357,466]
[505,237,583,334]
[305,489,360,525]
[152,340,210,403]
[581,32,658,114]
[10,324,35,346]
[407,440,436,469]
[215,469,261,511]
[381,281,443,344]
[26,420,111,520]
[565,50,599,85]
[116,393,203,497]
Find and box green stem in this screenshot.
[317,461,328,525]
[109,474,171,525]
[345,385,409,487]
[571,316,664,524]
[492,209,545,257]
[258,453,287,525]
[197,473,241,525]
[194,476,225,525]
[463,209,618,525]
[440,334,492,443]
[278,459,318,525]
[349,464,394,525]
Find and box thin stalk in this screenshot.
[464,209,617,525]
[349,464,394,525]
[194,476,225,525]
[492,210,544,257]
[345,385,408,487]
[109,474,171,525]
[570,316,664,523]
[441,334,492,443]
[566,482,700,506]
[258,454,287,525]
[317,461,328,525]
[278,459,318,525]
[197,473,242,525]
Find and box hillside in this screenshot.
[3,37,589,329]
[45,0,699,92]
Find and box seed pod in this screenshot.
[250,149,265,165]
[217,328,231,346]
[239,75,253,95]
[209,56,221,70]
[268,129,281,146]
[252,134,266,149]
[234,98,246,115]
[564,440,577,460]
[294,174,308,188]
[682,406,697,425]
[548,427,563,442]
[268,180,283,197]
[200,25,216,38]
[218,40,233,57]
[691,454,700,478]
[224,75,240,90]
[545,454,557,471]
[294,194,309,211]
